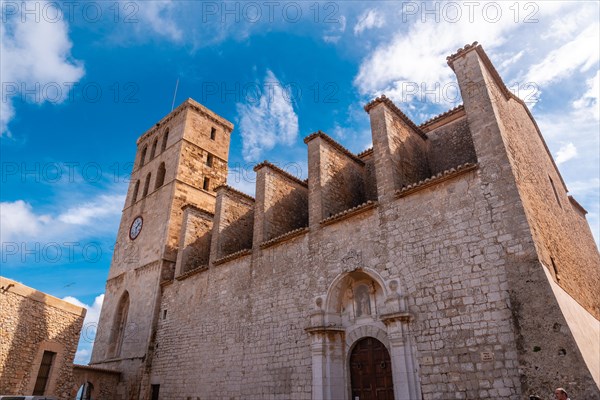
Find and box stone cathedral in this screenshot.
[88,43,600,399]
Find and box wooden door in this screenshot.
[349,337,394,400]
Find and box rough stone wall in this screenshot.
[427,116,477,174]
[212,189,255,259]
[255,165,308,242]
[359,150,378,201]
[308,135,366,221]
[451,46,599,398]
[386,112,430,187]
[493,80,600,320]
[91,100,234,400]
[148,168,531,400]
[72,366,120,400]
[177,206,213,274]
[0,277,85,400]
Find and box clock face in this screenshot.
[129,216,143,240]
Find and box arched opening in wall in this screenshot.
[76,381,94,400]
[139,146,148,167]
[307,268,421,400]
[143,173,152,197]
[131,180,140,204]
[155,162,166,189]
[350,337,394,399]
[161,129,169,152]
[108,291,130,358]
[150,138,158,159]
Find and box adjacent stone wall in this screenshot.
[254,163,308,243]
[306,133,367,223]
[427,116,477,174]
[450,44,600,398]
[177,205,213,274]
[211,187,255,259]
[72,365,120,400]
[358,149,378,201]
[0,277,85,400]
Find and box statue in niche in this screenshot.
[354,284,371,317]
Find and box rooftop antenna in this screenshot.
[171,78,179,112]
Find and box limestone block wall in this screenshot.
[148,166,531,400]
[0,277,85,400]
[449,43,600,398]
[306,132,367,224]
[211,186,255,260]
[488,68,600,320]
[426,115,477,175]
[253,162,308,244]
[176,205,213,274]
[358,149,378,201]
[72,365,121,400]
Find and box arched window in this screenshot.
[161,129,169,152]
[150,138,158,159]
[155,163,166,189]
[143,173,151,197]
[131,180,140,204]
[139,146,148,167]
[109,291,129,357]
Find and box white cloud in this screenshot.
[354,9,385,35]
[58,195,125,225]
[323,15,347,44]
[135,1,182,42]
[353,3,521,106]
[573,70,600,121]
[0,200,49,241]
[64,294,104,365]
[555,143,578,165]
[236,70,299,162]
[0,0,84,136]
[0,194,124,244]
[524,23,599,86]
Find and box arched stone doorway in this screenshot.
[306,268,421,400]
[350,337,394,400]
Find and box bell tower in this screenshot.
[90,99,233,399]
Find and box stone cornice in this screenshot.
[396,163,478,198]
[259,227,309,249]
[304,131,365,166]
[214,185,255,203]
[213,248,252,266]
[357,147,373,158]
[320,200,378,226]
[568,195,588,215]
[181,204,215,219]
[420,105,465,133]
[304,325,345,334]
[364,95,427,140]
[0,277,86,317]
[175,265,209,280]
[73,364,121,375]
[380,311,413,324]
[254,160,308,187]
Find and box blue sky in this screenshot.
[1,1,598,363]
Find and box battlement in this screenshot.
[174,94,478,271]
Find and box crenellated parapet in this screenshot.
[173,96,481,276]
